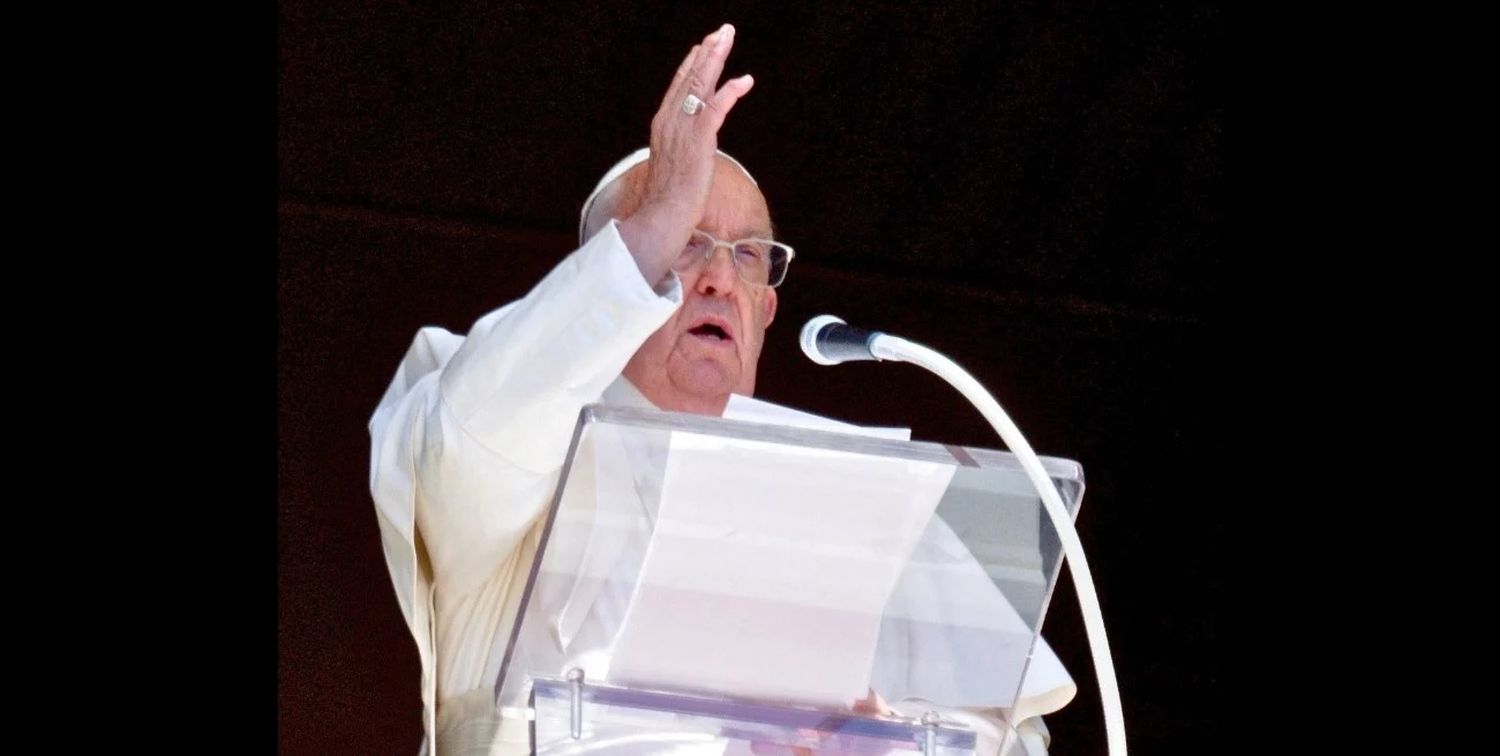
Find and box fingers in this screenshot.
[686,23,734,99]
[656,44,700,127]
[665,25,733,115]
[671,44,700,88]
[654,24,736,130]
[704,73,754,128]
[654,24,752,141]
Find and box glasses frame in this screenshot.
[674,229,796,289]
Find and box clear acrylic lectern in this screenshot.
[492,404,1084,755]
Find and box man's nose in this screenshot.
[694,243,739,296]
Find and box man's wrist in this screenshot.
[617,207,690,286]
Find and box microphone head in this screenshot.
[800,314,847,365]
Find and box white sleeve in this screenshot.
[373,219,683,607]
[436,220,681,473]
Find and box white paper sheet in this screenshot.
[607,400,953,708]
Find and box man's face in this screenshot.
[622,158,779,414]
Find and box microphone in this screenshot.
[800,315,891,365]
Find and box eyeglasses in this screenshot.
[673,229,795,289]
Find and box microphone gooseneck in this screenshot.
[799,314,1129,756]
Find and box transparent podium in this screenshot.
[493,404,1085,755]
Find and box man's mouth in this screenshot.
[688,323,731,342]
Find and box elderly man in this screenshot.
[370,23,1061,756]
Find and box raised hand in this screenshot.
[617,23,754,285]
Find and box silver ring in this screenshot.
[681,94,705,116]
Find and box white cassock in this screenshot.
[368,221,1072,756]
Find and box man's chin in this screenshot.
[667,360,738,402]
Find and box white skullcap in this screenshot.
[577,147,759,244]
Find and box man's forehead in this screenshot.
[702,168,774,237]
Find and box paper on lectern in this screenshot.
[607,397,952,708]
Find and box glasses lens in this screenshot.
[765,244,791,288]
[732,241,773,286]
[675,231,715,271]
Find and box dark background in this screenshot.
[278,1,1222,753]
